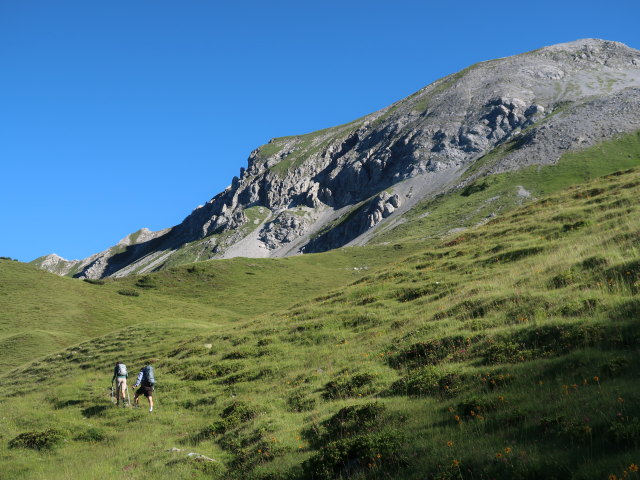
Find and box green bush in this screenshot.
[74,427,108,443]
[117,289,139,297]
[135,276,157,289]
[286,388,316,412]
[457,398,498,418]
[9,428,66,450]
[602,357,630,377]
[388,337,465,368]
[183,363,238,381]
[203,401,262,435]
[301,430,405,480]
[321,403,386,441]
[461,181,489,197]
[390,366,463,397]
[322,371,376,400]
[608,417,640,447]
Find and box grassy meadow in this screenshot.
[1,134,640,479]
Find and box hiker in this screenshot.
[111,361,128,406]
[132,363,155,412]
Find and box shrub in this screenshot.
[461,181,489,197]
[483,340,531,364]
[9,428,66,450]
[549,271,575,289]
[557,298,599,316]
[135,276,157,289]
[216,401,261,433]
[182,396,217,409]
[74,427,108,443]
[611,298,640,322]
[602,357,630,377]
[388,337,465,368]
[301,430,405,480]
[322,403,386,441]
[395,283,449,302]
[603,260,640,294]
[579,256,608,270]
[286,388,316,412]
[457,398,498,418]
[83,278,105,285]
[608,417,640,447]
[117,289,139,297]
[485,247,544,264]
[322,371,376,400]
[390,367,463,397]
[183,363,238,381]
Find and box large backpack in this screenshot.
[116,363,127,377]
[142,365,155,386]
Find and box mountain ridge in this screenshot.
[33,38,640,278]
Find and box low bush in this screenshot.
[117,289,139,297]
[183,363,238,381]
[135,276,157,289]
[9,428,66,450]
[301,430,405,480]
[214,401,261,433]
[321,403,386,442]
[608,416,640,447]
[388,336,466,368]
[286,388,316,412]
[74,427,108,443]
[390,367,463,398]
[322,371,376,400]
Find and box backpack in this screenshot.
[116,363,127,377]
[142,365,155,386]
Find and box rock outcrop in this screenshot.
[33,39,640,278]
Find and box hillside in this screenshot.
[2,132,640,479]
[33,39,640,279]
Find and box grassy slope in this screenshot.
[375,130,640,245]
[0,245,416,373]
[1,135,640,479]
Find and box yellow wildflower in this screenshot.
[447,441,454,447]
[504,447,512,454]
[452,459,459,467]
[496,452,503,459]
[630,464,639,472]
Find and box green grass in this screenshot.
[2,136,640,478]
[375,130,640,245]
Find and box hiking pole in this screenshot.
[110,381,114,405]
[126,385,132,407]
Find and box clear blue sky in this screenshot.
[1,0,639,262]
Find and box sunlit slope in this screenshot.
[374,130,640,244]
[1,163,639,479]
[0,245,415,372]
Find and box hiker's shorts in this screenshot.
[136,385,153,398]
[116,378,127,391]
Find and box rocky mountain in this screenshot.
[33,39,640,279]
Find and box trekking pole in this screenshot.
[127,385,132,407]
[110,381,114,405]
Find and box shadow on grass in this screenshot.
[81,405,110,417]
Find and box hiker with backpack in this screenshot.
[132,363,155,412]
[111,361,129,406]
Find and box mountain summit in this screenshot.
[34,39,640,278]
